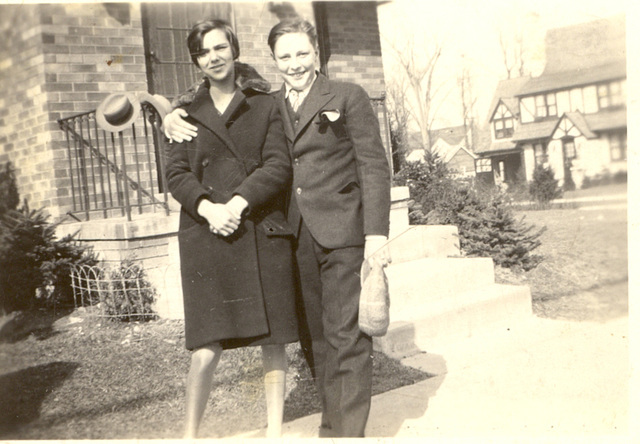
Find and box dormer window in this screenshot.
[493,103,514,139]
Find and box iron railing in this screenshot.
[58,103,170,221]
[58,95,390,222]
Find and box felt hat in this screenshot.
[137,92,173,122]
[96,92,141,132]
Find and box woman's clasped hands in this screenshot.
[197,195,248,236]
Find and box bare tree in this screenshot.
[498,28,527,79]
[384,35,445,153]
[458,61,477,150]
[385,77,411,170]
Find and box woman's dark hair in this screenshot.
[267,18,317,53]
[187,19,240,66]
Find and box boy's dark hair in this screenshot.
[267,18,317,53]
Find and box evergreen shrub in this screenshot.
[101,258,158,322]
[395,154,545,271]
[529,164,563,204]
[0,162,98,313]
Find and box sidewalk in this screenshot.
[231,315,630,441]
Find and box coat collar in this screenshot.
[276,73,335,143]
[186,81,248,163]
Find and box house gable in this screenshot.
[491,102,515,141]
[552,113,596,140]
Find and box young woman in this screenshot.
[165,19,297,438]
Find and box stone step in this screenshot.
[385,257,496,310]
[375,283,532,359]
[387,225,461,262]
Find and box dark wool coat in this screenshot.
[166,76,298,351]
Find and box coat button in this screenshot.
[296,187,302,195]
[202,158,209,167]
[294,158,299,166]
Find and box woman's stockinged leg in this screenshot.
[184,343,223,439]
[261,343,287,438]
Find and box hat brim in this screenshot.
[137,92,173,122]
[96,92,141,133]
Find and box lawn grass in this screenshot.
[496,203,628,321]
[0,309,430,439]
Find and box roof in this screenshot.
[443,145,477,163]
[517,61,626,97]
[511,120,558,142]
[584,108,627,132]
[563,112,596,139]
[475,139,517,155]
[486,108,626,148]
[542,14,626,74]
[405,149,425,163]
[430,125,467,146]
[483,15,626,127]
[406,131,425,151]
[484,77,531,125]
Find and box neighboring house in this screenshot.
[477,15,626,189]
[405,126,477,177]
[0,1,390,317]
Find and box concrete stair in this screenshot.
[373,225,533,359]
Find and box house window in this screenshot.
[535,93,557,118]
[476,158,492,173]
[534,142,548,165]
[492,104,514,139]
[609,131,627,161]
[494,118,514,139]
[562,139,577,166]
[598,80,625,109]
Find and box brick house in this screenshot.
[0,1,391,317]
[476,15,626,189]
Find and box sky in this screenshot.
[377,0,628,131]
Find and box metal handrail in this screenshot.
[57,105,170,221]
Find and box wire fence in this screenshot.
[70,262,158,321]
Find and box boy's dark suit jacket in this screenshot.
[274,74,391,249]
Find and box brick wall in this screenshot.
[232,2,315,91]
[0,5,57,213]
[321,1,386,98]
[1,3,148,217]
[233,1,386,98]
[319,1,390,158]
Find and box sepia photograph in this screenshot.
[0,0,632,440]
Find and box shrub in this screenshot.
[102,258,157,322]
[0,161,98,313]
[393,151,454,224]
[0,162,20,216]
[0,202,98,313]
[529,164,562,204]
[395,156,545,271]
